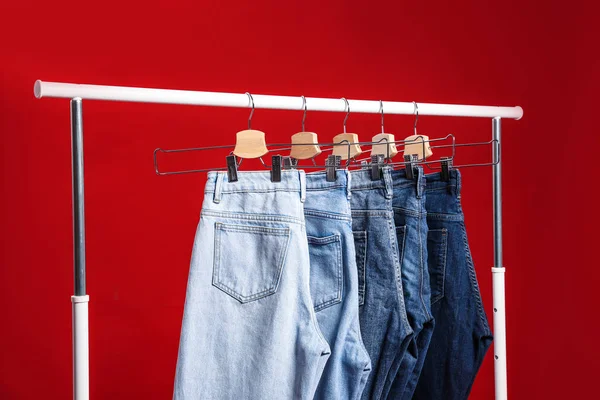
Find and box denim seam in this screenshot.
[431,228,448,305]
[306,184,346,191]
[461,222,491,329]
[417,202,433,321]
[391,206,425,218]
[351,210,392,218]
[312,235,343,312]
[426,212,463,222]
[212,223,290,303]
[205,188,303,195]
[303,209,352,222]
[202,209,304,225]
[216,223,290,235]
[353,230,367,307]
[391,218,411,332]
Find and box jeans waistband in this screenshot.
[349,167,393,199]
[205,170,307,204]
[390,166,425,199]
[306,170,351,200]
[424,169,461,198]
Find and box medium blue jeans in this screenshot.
[413,170,493,400]
[173,171,331,399]
[385,167,434,400]
[349,168,413,400]
[304,171,371,400]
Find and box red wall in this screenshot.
[1,1,598,398]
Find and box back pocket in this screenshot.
[427,228,448,304]
[307,234,343,312]
[213,222,291,303]
[352,231,367,306]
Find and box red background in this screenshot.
[1,1,598,398]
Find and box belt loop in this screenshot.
[346,170,352,200]
[213,172,225,204]
[383,168,393,199]
[456,169,462,199]
[299,170,306,203]
[416,167,424,199]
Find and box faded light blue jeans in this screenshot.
[173,170,331,399]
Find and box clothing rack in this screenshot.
[33,80,522,400]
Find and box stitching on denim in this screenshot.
[306,184,346,191]
[426,212,463,222]
[461,223,490,328]
[202,209,304,225]
[217,223,290,236]
[353,230,367,306]
[393,223,411,331]
[425,185,457,192]
[417,200,432,321]
[304,209,352,222]
[311,235,343,312]
[205,187,303,195]
[211,222,290,303]
[430,228,448,305]
[391,206,424,218]
[351,210,392,218]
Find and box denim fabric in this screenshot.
[413,170,493,400]
[304,171,372,400]
[173,170,331,400]
[385,167,434,400]
[349,168,413,400]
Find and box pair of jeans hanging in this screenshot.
[412,170,494,400]
[174,170,373,400]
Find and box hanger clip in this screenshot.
[371,154,384,180]
[282,156,295,170]
[271,155,282,182]
[404,154,418,180]
[326,155,340,182]
[226,154,238,183]
[441,157,452,182]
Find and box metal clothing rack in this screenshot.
[33,80,522,400]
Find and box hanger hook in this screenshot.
[413,101,419,135]
[301,95,307,131]
[342,98,350,133]
[379,100,385,133]
[245,92,255,130]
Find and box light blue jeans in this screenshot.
[173,170,331,399]
[304,171,371,400]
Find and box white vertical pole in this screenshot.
[492,117,507,399]
[72,296,89,400]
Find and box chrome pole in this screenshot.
[70,98,89,400]
[492,117,507,399]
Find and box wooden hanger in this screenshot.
[233,92,269,158]
[332,98,362,160]
[370,101,398,159]
[403,102,433,160]
[290,96,321,160]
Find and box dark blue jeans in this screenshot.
[413,170,493,400]
[385,167,434,400]
[350,168,413,400]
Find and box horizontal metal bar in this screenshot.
[34,80,523,120]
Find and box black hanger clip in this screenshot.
[371,154,384,180]
[441,157,452,182]
[226,154,238,182]
[271,155,282,182]
[326,154,340,182]
[282,156,295,170]
[404,154,418,180]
